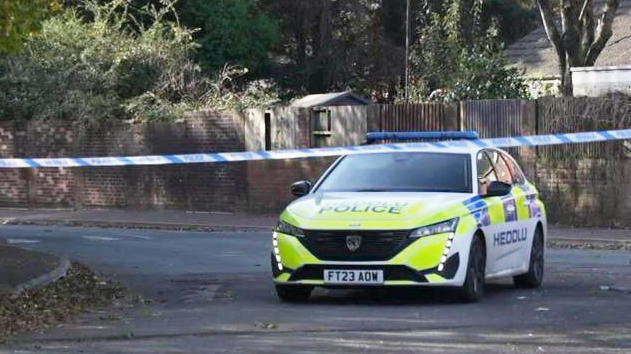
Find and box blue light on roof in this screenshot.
[366,131,479,142]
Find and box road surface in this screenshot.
[1,225,630,353]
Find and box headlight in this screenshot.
[410,218,459,238]
[275,220,305,237]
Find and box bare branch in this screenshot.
[578,0,590,22]
[585,0,619,65]
[580,0,595,55]
[536,0,564,56]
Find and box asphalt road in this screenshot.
[1,225,630,353]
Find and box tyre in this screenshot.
[514,227,544,288]
[459,234,486,303]
[275,284,313,302]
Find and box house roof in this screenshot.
[290,91,371,108]
[505,0,631,78]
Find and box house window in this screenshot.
[313,109,332,136]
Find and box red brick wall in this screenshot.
[0,122,76,206]
[246,157,336,213]
[0,124,28,205]
[535,158,631,227]
[0,110,249,212]
[1,105,630,226]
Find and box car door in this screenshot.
[499,151,539,271]
[485,149,529,273]
[475,150,510,275]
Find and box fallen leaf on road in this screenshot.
[0,263,125,343]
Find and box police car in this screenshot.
[271,132,546,302]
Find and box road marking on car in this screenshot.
[82,236,120,241]
[7,238,41,244]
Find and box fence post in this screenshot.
[458,101,465,132]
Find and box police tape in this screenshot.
[1,129,631,169]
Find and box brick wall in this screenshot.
[247,157,335,213]
[0,110,250,212]
[0,123,28,205]
[0,122,76,206]
[535,158,631,227]
[1,101,630,226]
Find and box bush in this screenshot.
[0,0,278,124]
[444,52,529,101]
[181,0,280,74]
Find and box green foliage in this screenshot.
[525,75,560,98]
[408,0,529,102]
[181,0,279,74]
[0,0,279,124]
[446,52,529,101]
[0,0,61,53]
[200,64,280,110]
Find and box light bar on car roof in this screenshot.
[366,131,479,142]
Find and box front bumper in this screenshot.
[272,231,466,286]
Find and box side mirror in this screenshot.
[484,181,512,197]
[291,180,312,197]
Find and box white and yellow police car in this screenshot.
[271,132,546,302]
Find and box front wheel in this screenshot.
[275,284,313,302]
[514,227,544,288]
[458,234,486,303]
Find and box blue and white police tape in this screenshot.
[1,129,630,169]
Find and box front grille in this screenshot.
[298,229,412,261]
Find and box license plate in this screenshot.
[324,269,384,284]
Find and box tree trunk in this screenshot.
[536,0,619,97]
[562,65,573,96]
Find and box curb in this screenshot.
[12,257,71,296]
[547,237,631,250]
[0,218,273,233]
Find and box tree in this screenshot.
[536,0,620,96]
[407,0,529,102]
[0,0,61,53]
[445,52,529,101]
[180,0,280,75]
[256,0,408,100]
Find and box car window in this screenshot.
[487,150,513,184]
[500,152,526,185]
[476,152,498,194]
[316,152,472,193]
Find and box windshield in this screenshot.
[316,152,471,193]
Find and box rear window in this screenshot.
[316,152,472,193]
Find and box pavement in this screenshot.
[0,207,629,249]
[0,208,277,231]
[0,225,629,353]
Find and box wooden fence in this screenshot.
[375,103,458,132]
